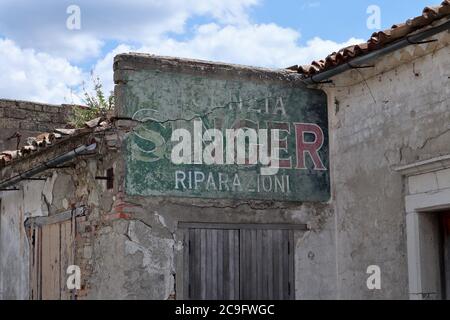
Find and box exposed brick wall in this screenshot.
[0,99,78,151]
[75,214,95,299]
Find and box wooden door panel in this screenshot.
[30,219,75,300]
[60,220,74,300]
[187,228,240,300]
[240,229,294,300]
[41,223,61,300]
[185,226,295,300]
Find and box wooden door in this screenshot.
[185,228,240,300]
[240,229,294,300]
[30,220,74,300]
[184,225,295,300]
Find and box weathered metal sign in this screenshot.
[116,55,329,202]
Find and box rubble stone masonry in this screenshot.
[0,99,76,151]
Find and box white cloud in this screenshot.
[0,0,259,61]
[0,1,364,104]
[0,38,84,104]
[142,23,363,68]
[92,23,364,95]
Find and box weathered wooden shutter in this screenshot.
[185,228,240,300]
[30,219,74,300]
[29,226,41,300]
[59,220,75,300]
[184,225,296,300]
[240,229,294,300]
[41,223,61,300]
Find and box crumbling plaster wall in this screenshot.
[4,40,449,300]
[0,130,114,300]
[87,180,337,299]
[96,55,338,300]
[0,167,83,299]
[322,38,450,299]
[0,130,188,300]
[0,67,337,299]
[81,128,338,300]
[0,181,46,299]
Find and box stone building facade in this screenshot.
[0,2,449,300]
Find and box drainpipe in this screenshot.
[304,18,450,85]
[0,143,97,190]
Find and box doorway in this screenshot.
[440,212,450,299]
[27,208,81,301]
[180,223,304,300]
[29,219,75,300]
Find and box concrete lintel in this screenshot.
[394,154,450,177]
[405,187,450,213]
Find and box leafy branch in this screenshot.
[69,72,114,128]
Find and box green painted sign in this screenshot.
[119,58,329,202]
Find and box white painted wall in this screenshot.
[322,27,450,299]
[0,180,46,299]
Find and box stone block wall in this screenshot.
[0,99,76,151]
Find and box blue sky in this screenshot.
[0,0,440,104]
[251,0,435,42]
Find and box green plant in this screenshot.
[69,73,114,128]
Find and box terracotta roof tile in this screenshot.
[0,117,111,169]
[55,128,77,136]
[294,0,450,77]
